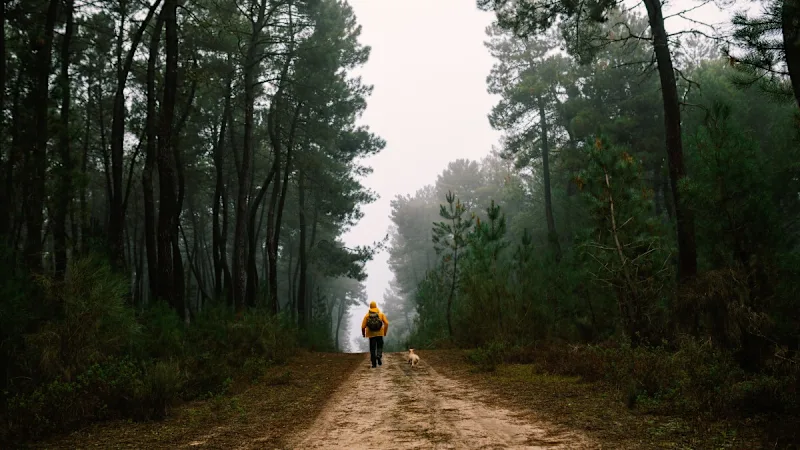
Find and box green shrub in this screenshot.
[6,358,142,437]
[0,257,300,445]
[23,257,140,383]
[133,360,184,420]
[179,308,296,398]
[556,339,742,413]
[138,301,186,360]
[226,311,296,365]
[467,337,800,417]
[467,340,508,372]
[729,374,799,415]
[242,356,270,381]
[300,321,336,352]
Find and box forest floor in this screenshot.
[422,350,773,450]
[289,351,591,449]
[40,349,776,449]
[36,351,364,449]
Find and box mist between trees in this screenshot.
[2,0,800,445]
[380,0,800,437]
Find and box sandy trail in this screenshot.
[288,352,595,449]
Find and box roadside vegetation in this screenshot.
[1,0,378,445]
[383,3,800,448]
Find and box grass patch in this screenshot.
[35,351,363,449]
[424,349,791,449]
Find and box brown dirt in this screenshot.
[36,351,363,449]
[38,349,773,449]
[289,351,595,449]
[422,350,770,450]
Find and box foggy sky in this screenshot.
[341,0,732,352]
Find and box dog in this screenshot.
[407,348,420,367]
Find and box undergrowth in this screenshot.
[0,256,297,445]
[465,337,799,419]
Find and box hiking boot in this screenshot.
[378,357,382,366]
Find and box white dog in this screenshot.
[407,348,420,367]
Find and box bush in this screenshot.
[133,360,184,420]
[23,256,141,383]
[467,340,508,372]
[466,336,799,418]
[0,257,299,445]
[6,358,143,436]
[138,301,186,360]
[729,374,799,415]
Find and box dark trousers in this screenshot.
[369,336,384,366]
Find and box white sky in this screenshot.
[340,0,734,352]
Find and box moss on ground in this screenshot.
[35,351,363,449]
[423,349,791,449]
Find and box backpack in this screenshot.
[366,311,383,332]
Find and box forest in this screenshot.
[0,0,381,442]
[2,0,800,446]
[381,0,800,441]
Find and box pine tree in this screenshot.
[432,191,474,338]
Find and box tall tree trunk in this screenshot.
[232,57,254,311]
[245,172,274,308]
[335,300,346,351]
[54,0,76,279]
[233,0,272,311]
[156,0,183,318]
[139,226,146,305]
[24,0,60,272]
[79,84,91,255]
[266,99,301,314]
[783,0,800,109]
[0,0,4,131]
[213,70,232,301]
[245,144,281,306]
[296,170,308,329]
[180,223,211,303]
[98,87,113,212]
[261,6,298,314]
[265,154,282,313]
[244,214,259,307]
[0,0,7,238]
[268,127,295,314]
[143,12,164,299]
[289,241,298,318]
[221,149,234,305]
[172,231,185,318]
[306,203,320,325]
[446,247,458,339]
[7,69,24,251]
[643,0,697,281]
[108,0,162,270]
[133,221,143,305]
[538,95,561,262]
[171,74,194,319]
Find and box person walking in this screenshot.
[361,301,389,368]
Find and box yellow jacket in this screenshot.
[361,307,389,338]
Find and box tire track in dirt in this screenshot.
[287,352,596,449]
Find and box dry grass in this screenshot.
[36,351,363,449]
[29,349,796,449]
[423,350,777,450]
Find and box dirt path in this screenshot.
[289,352,595,449]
